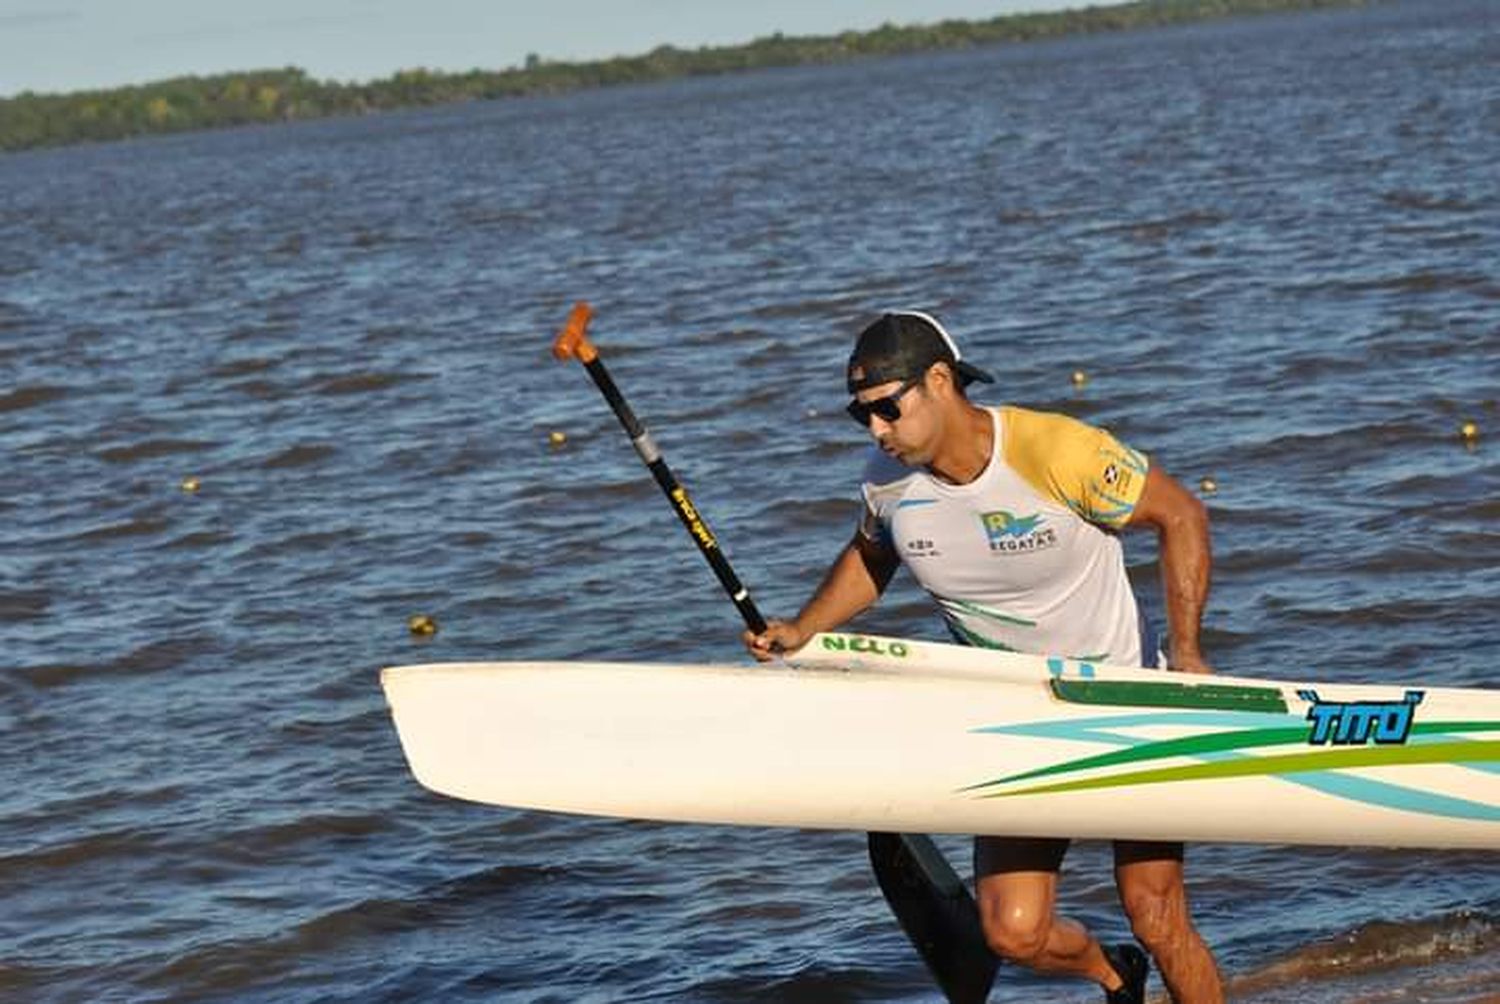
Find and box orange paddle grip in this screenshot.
[551,301,597,364]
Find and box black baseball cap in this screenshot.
[847,311,995,394]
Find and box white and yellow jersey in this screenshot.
[859,406,1151,665]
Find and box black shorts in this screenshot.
[974,834,1184,877]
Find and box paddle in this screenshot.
[550,302,764,632]
[551,302,999,1004]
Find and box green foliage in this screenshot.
[0,0,1370,153]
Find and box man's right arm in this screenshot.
[744,530,899,661]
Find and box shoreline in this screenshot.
[1,0,1373,153]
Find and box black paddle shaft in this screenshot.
[574,353,768,635]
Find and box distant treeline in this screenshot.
[1,0,1369,153]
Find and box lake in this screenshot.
[1,0,1496,1000]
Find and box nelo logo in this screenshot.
[820,635,910,658]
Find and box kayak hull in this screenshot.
[382,632,1500,849]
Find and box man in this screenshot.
[744,311,1224,1003]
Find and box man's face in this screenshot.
[848,369,937,465]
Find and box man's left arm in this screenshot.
[1125,466,1213,674]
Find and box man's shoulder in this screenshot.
[1000,405,1120,467]
[999,404,1091,440]
[999,406,1149,526]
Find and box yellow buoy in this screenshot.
[1070,369,1089,388]
[548,430,567,447]
[407,614,438,637]
[1198,476,1218,496]
[1459,420,1479,443]
[180,476,201,493]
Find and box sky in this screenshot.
[0,0,1079,98]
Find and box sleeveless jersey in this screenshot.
[859,406,1151,664]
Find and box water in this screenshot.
[1,1,1496,1000]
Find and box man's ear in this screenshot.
[926,361,958,396]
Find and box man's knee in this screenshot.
[1120,885,1189,953]
[980,905,1052,962]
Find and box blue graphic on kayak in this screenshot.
[1298,689,1424,746]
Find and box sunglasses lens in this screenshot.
[846,395,903,426]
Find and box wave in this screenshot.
[162,528,236,551]
[1233,421,1435,465]
[71,513,170,543]
[1082,209,1230,242]
[95,439,218,464]
[72,516,171,544]
[750,496,858,527]
[1381,189,1490,214]
[0,826,164,873]
[1275,269,1500,301]
[679,962,897,1003]
[0,586,51,622]
[1228,910,1498,999]
[1280,597,1456,628]
[133,862,570,996]
[312,371,433,397]
[261,443,338,469]
[209,356,280,379]
[201,812,392,861]
[0,384,69,413]
[0,961,59,999]
[18,633,211,688]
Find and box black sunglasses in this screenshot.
[846,376,922,427]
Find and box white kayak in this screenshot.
[381,631,1499,849]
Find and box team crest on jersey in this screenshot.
[980,510,1058,554]
[1102,462,1134,494]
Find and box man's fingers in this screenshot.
[745,621,801,661]
[743,628,776,661]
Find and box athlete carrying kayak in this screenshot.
[745,311,1225,1004]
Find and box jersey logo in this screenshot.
[1101,461,1136,497]
[902,537,940,558]
[980,510,1058,554]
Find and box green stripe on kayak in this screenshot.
[1050,678,1288,713]
[966,721,1500,792]
[965,726,1308,791]
[976,740,1500,799]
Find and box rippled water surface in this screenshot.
[2,1,1497,1001]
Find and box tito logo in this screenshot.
[980,510,1057,554]
[1298,689,1424,745]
